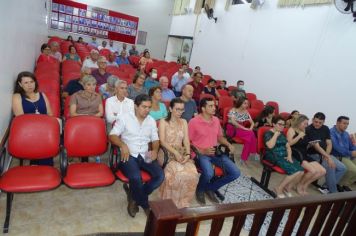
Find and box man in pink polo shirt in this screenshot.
[189,97,240,205]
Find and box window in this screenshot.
[232,0,252,4]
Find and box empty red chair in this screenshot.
[266,101,279,115]
[217,89,229,97]
[36,72,60,83]
[46,94,60,118]
[247,108,260,120]
[246,93,257,102]
[279,112,290,121]
[62,60,81,74]
[0,115,61,233]
[218,96,233,117]
[61,116,115,188]
[250,100,264,112]
[99,49,111,59]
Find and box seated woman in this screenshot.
[149,86,168,120]
[203,78,220,99]
[158,98,199,208]
[254,105,275,129]
[12,71,54,165]
[264,116,304,198]
[139,50,153,71]
[226,97,257,165]
[287,114,326,195]
[70,75,103,117]
[36,43,58,64]
[286,110,299,128]
[63,45,81,64]
[127,72,148,100]
[99,75,118,99]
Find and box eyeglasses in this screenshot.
[276,123,285,127]
[174,108,185,112]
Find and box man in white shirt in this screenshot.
[108,40,116,53]
[97,40,108,51]
[82,49,99,69]
[109,94,164,217]
[105,80,134,125]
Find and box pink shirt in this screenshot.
[188,115,223,150]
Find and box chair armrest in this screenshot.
[291,148,304,163]
[60,147,68,178]
[0,147,6,175]
[109,144,121,172]
[160,146,169,169]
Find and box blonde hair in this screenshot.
[291,114,309,129]
[81,75,97,85]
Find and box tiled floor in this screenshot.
[0,144,354,236]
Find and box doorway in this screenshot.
[164,35,193,64]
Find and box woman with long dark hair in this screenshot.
[158,98,199,208]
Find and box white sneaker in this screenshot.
[318,187,329,194]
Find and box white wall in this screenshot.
[0,0,49,142]
[49,0,174,59]
[170,0,356,130]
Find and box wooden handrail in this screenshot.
[144,192,356,236]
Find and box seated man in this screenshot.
[171,68,189,97]
[105,79,134,125]
[159,76,175,102]
[231,80,246,100]
[306,112,346,194]
[98,40,108,51]
[330,116,356,191]
[129,45,139,56]
[91,56,111,86]
[189,97,240,205]
[109,94,164,217]
[82,49,99,69]
[188,72,204,104]
[144,68,159,90]
[116,50,129,65]
[62,67,91,99]
[180,84,197,122]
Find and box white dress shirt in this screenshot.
[105,96,134,124]
[82,58,98,69]
[110,112,159,158]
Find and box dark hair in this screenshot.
[233,96,247,108]
[14,71,39,97]
[195,66,200,70]
[68,45,75,53]
[237,80,244,84]
[133,71,146,84]
[40,43,50,52]
[337,116,349,122]
[77,37,83,42]
[134,94,151,107]
[256,105,275,121]
[66,35,73,41]
[143,51,150,57]
[165,98,185,122]
[272,115,285,125]
[193,71,203,78]
[221,80,227,84]
[199,97,214,110]
[148,86,161,97]
[207,78,216,84]
[313,112,326,121]
[181,63,188,67]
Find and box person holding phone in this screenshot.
[264,116,304,198]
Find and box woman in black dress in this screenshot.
[287,114,326,196]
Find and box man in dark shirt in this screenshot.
[188,72,204,104]
[180,84,197,122]
[306,112,346,193]
[62,67,91,98]
[92,56,111,86]
[231,80,246,100]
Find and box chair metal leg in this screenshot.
[3,192,14,233]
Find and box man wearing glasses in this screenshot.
[91,56,111,86]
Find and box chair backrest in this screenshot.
[279,112,291,121]
[247,108,260,120]
[64,116,107,157]
[8,114,60,159]
[246,92,257,102]
[199,93,216,102]
[217,89,229,97]
[228,86,237,92]
[257,126,271,155]
[222,106,233,127]
[266,101,279,115]
[250,99,264,111]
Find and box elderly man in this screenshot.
[129,45,139,56]
[91,56,111,86]
[171,68,189,97]
[105,79,134,125]
[62,67,91,99]
[82,49,99,69]
[330,116,356,191]
[180,84,197,122]
[116,50,129,65]
[159,76,175,102]
[49,41,62,61]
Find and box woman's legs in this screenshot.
[275,171,303,197]
[235,129,257,161]
[296,161,316,195]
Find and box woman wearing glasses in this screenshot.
[158,98,199,208]
[264,116,304,198]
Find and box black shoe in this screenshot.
[205,191,220,203]
[215,190,225,201]
[343,185,352,192]
[143,208,150,217]
[123,183,139,217]
[337,184,344,192]
[196,191,206,205]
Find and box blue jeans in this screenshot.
[119,155,164,209]
[197,155,240,192]
[308,154,346,193]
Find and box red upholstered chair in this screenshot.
[61,116,115,188]
[217,89,229,97]
[62,60,81,74]
[256,126,286,195]
[250,99,264,112]
[99,49,111,60]
[246,92,257,102]
[0,115,61,233]
[266,101,279,115]
[218,96,233,117]
[46,94,60,118]
[247,108,260,121]
[279,112,291,121]
[228,86,237,92]
[63,96,71,120]
[38,79,60,97]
